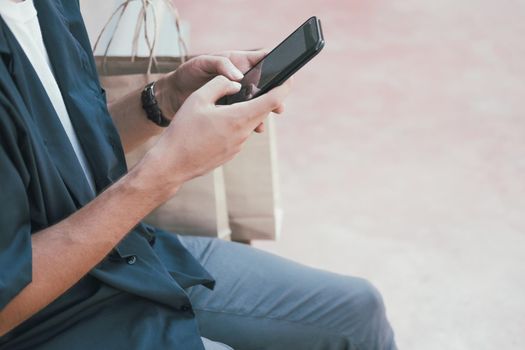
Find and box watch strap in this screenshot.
[141,81,171,127]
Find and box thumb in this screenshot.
[234,80,291,126]
[197,75,242,103]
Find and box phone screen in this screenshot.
[223,17,321,104]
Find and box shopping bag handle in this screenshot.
[93,0,188,74]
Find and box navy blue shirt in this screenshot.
[0,1,215,348]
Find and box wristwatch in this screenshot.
[141,81,171,127]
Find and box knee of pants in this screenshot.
[346,277,386,320]
[333,277,394,349]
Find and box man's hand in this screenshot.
[156,51,285,133]
[108,51,285,153]
[140,74,291,197]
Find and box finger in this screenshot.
[273,103,285,114]
[197,75,241,103]
[233,79,292,127]
[198,55,244,81]
[215,49,268,65]
[254,122,265,133]
[242,49,269,66]
[214,50,269,72]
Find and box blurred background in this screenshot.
[82,0,525,349]
[176,1,525,349]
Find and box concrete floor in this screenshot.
[178,1,525,349]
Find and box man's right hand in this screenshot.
[136,75,292,201]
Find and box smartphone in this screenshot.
[218,16,325,105]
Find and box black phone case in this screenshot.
[218,17,325,105]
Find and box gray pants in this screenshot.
[178,235,397,350]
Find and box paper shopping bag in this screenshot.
[97,60,231,238]
[94,2,230,238]
[223,117,283,241]
[93,0,283,241]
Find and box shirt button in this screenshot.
[126,255,137,265]
[180,304,191,312]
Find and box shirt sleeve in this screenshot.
[0,115,32,311]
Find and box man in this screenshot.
[0,0,397,349]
